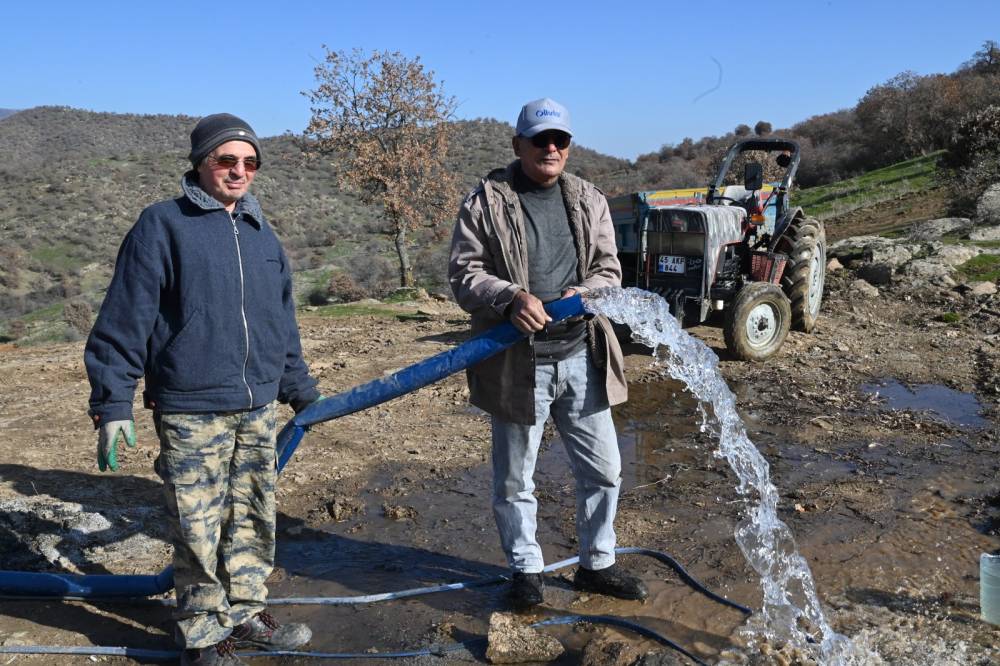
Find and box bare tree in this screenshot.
[962,40,1000,75]
[304,48,459,288]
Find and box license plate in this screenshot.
[657,255,686,274]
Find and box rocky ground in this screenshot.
[1,199,999,665]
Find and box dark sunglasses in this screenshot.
[208,154,261,172]
[529,131,571,150]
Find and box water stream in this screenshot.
[586,287,865,665]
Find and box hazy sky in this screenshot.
[2,1,997,159]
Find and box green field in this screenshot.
[795,151,946,219]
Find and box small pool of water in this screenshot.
[861,378,988,429]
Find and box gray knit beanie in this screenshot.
[189,113,262,166]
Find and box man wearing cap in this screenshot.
[449,98,646,609]
[85,113,318,665]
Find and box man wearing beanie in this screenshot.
[85,113,318,665]
[449,98,647,610]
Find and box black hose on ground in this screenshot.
[0,615,706,664]
[0,547,750,663]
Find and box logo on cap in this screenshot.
[536,109,561,118]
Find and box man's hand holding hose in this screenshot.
[509,288,582,334]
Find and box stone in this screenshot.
[970,281,999,296]
[901,260,955,283]
[933,244,981,267]
[826,257,843,272]
[581,636,640,666]
[976,183,1000,226]
[908,217,972,241]
[870,243,918,268]
[485,612,564,663]
[828,236,916,269]
[850,279,879,299]
[856,263,893,286]
[969,225,1000,242]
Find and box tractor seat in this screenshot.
[720,185,751,204]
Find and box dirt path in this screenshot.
[1,252,998,663]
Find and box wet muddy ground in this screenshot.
[1,254,999,664]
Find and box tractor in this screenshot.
[608,138,825,360]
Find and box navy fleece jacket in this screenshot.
[85,174,319,426]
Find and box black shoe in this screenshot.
[179,637,246,665]
[509,571,545,610]
[230,610,312,651]
[574,564,648,601]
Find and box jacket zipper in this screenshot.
[229,212,254,408]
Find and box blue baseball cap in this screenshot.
[515,98,572,138]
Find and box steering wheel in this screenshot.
[709,196,744,206]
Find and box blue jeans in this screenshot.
[491,350,621,573]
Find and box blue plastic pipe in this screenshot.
[276,295,586,470]
[0,296,586,599]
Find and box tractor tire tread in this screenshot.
[778,216,826,333]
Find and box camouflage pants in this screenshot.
[154,403,277,648]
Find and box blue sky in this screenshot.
[2,1,998,159]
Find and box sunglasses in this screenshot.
[529,131,571,150]
[208,154,261,172]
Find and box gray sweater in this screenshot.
[513,164,586,361]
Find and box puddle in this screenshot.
[861,378,988,428]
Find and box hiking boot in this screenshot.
[230,610,312,651]
[574,564,648,601]
[179,637,246,665]
[509,571,545,610]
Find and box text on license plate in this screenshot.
[657,255,685,274]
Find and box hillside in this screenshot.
[0,103,983,345]
[0,109,18,120]
[0,108,635,332]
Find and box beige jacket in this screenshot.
[448,161,627,424]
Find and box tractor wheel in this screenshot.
[777,216,826,332]
[723,282,791,361]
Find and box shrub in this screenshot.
[63,300,93,334]
[347,252,396,298]
[946,104,1000,214]
[6,320,27,341]
[326,271,367,303]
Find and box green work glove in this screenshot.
[97,419,137,472]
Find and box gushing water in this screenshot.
[587,287,866,665]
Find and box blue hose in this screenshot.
[0,296,585,599]
[0,567,173,599]
[275,295,586,470]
